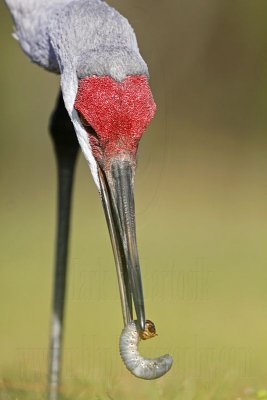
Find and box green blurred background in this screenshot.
[1,1,267,399]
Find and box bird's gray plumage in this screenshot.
[5,0,149,186]
[6,0,148,81]
[51,0,148,81]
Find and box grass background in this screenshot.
[1,0,267,398]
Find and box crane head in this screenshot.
[74,75,155,166]
[74,74,156,331]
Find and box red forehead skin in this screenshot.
[74,75,156,162]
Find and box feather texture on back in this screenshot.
[5,0,148,80]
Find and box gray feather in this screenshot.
[5,0,148,81]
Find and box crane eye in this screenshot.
[77,111,99,139]
[78,112,91,127]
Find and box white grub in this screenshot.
[119,320,173,380]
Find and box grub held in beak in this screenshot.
[98,156,145,331]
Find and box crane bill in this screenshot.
[98,159,145,331]
[98,166,133,325]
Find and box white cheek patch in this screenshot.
[60,70,100,190]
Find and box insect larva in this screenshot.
[119,320,173,380]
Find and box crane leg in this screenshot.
[48,92,79,400]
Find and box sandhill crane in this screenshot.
[5,0,161,398]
